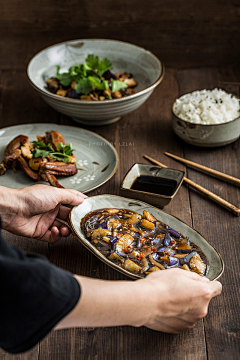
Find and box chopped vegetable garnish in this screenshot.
[81,208,209,278]
[46,55,137,101]
[32,141,79,165]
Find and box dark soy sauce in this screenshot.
[131,176,177,196]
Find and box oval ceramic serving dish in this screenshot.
[70,195,224,280]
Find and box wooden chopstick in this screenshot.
[143,155,240,217]
[165,152,240,187]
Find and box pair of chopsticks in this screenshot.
[143,154,240,217]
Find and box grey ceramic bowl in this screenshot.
[120,163,184,208]
[27,39,164,126]
[172,92,240,147]
[69,195,224,280]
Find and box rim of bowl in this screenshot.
[27,38,165,105]
[172,90,240,127]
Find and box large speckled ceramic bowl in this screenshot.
[172,92,240,147]
[70,195,224,280]
[27,39,164,126]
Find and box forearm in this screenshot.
[55,275,153,329]
[0,186,19,229]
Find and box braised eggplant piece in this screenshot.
[81,209,209,278]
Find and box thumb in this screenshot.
[55,188,87,206]
[207,280,222,297]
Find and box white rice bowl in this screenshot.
[173,88,240,125]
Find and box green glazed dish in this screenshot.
[70,195,224,280]
[0,123,118,192]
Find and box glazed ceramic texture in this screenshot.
[70,195,224,280]
[27,39,164,126]
[172,98,240,147]
[0,124,118,192]
[120,163,184,208]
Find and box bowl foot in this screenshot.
[72,117,121,126]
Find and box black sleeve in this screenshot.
[0,221,81,354]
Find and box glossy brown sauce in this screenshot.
[131,176,178,196]
[81,208,209,278]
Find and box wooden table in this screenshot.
[0,65,239,359]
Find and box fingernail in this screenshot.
[78,193,87,199]
[201,277,210,283]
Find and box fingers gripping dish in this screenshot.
[81,208,208,278]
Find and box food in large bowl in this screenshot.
[27,39,164,126]
[172,88,240,147]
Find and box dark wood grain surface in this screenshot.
[0,64,239,359]
[1,0,240,70]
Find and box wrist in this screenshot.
[56,276,152,330]
[0,186,20,230]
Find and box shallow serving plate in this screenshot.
[0,124,118,192]
[120,163,184,208]
[70,195,224,280]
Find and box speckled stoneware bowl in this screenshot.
[70,195,224,280]
[27,39,164,126]
[120,163,184,208]
[172,93,240,147]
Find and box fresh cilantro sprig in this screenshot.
[32,141,79,165]
[56,54,127,95]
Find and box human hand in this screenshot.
[139,268,222,333]
[56,268,221,333]
[0,184,86,243]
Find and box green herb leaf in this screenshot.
[33,148,50,158]
[57,142,75,156]
[56,65,72,87]
[97,58,112,76]
[96,242,104,248]
[75,78,93,94]
[111,80,128,93]
[85,54,100,69]
[55,55,113,95]
[50,154,69,163]
[33,141,54,152]
[88,76,109,91]
[32,140,79,165]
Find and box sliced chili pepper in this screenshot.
[163,250,169,256]
[151,246,157,252]
[136,252,144,260]
[124,245,132,253]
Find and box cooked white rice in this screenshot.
[173,88,240,125]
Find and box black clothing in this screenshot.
[0,221,80,354]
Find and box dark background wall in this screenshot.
[0,0,240,70]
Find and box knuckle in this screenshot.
[199,308,208,319]
[203,288,213,300]
[186,322,196,329]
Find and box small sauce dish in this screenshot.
[120,163,184,208]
